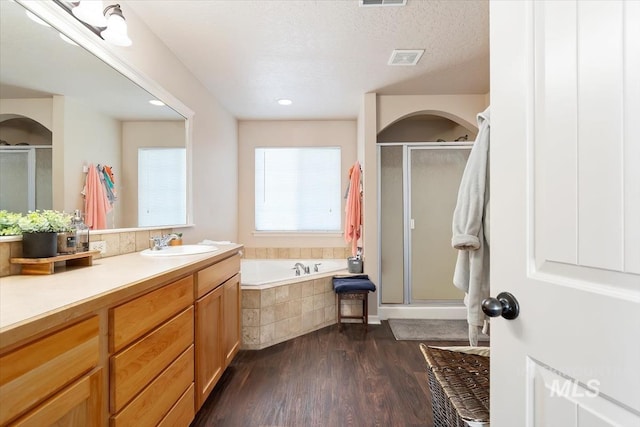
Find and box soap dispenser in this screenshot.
[73,210,90,252]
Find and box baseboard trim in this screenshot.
[368,315,381,324]
[377,306,466,320]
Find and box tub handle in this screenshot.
[314,263,322,272]
[292,266,301,276]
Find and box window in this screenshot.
[138,147,186,227]
[255,147,341,232]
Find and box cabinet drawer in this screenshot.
[111,346,194,427]
[0,316,99,425]
[196,254,240,298]
[158,383,195,427]
[110,306,193,413]
[10,369,102,427]
[111,275,193,352]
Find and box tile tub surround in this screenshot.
[242,246,352,260]
[0,228,174,277]
[241,275,366,350]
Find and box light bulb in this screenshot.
[72,0,107,27]
[101,6,132,47]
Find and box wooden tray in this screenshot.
[10,250,101,275]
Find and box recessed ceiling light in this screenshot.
[278,99,292,106]
[149,100,165,106]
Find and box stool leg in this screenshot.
[364,292,368,332]
[337,293,342,332]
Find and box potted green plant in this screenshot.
[0,210,22,236]
[17,210,74,258]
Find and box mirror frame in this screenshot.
[15,0,195,233]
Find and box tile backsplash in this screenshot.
[0,237,351,277]
[0,228,173,277]
[1,238,354,277]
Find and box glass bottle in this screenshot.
[73,209,90,252]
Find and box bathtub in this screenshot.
[240,258,353,350]
[241,258,347,289]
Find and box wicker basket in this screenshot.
[419,344,490,427]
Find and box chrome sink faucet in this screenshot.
[149,234,177,250]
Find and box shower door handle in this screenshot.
[481,292,520,320]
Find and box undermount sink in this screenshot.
[140,245,219,257]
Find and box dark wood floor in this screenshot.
[191,321,472,427]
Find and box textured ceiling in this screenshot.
[125,0,489,120]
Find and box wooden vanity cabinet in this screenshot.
[0,316,102,426]
[0,246,243,427]
[194,254,241,410]
[109,276,194,427]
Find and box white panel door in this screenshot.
[491,1,640,425]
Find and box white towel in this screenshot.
[452,107,491,346]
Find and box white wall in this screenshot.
[56,96,121,228]
[238,120,357,248]
[114,6,238,243]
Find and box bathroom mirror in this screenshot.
[0,0,192,230]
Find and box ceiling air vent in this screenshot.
[360,0,407,7]
[388,49,424,66]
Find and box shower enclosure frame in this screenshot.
[377,142,473,306]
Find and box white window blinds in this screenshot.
[138,147,186,227]
[255,147,341,231]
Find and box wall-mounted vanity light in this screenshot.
[100,4,132,47]
[60,1,132,47]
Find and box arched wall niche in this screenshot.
[0,114,52,146]
[377,111,478,143]
[376,94,487,136]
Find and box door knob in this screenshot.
[482,292,520,320]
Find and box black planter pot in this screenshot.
[21,232,58,258]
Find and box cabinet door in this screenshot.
[223,274,241,367]
[0,316,99,425]
[10,369,102,427]
[194,285,224,411]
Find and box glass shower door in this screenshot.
[0,147,51,214]
[408,147,469,302]
[0,149,32,213]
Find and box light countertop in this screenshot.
[0,244,242,347]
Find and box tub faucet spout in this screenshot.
[294,262,309,275]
